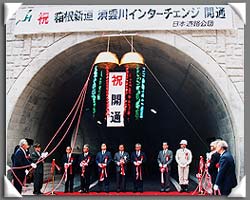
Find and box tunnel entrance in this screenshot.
[7,35,236,184]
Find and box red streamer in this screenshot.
[105,65,110,119]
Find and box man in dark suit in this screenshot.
[13,139,37,194]
[95,143,112,193]
[131,143,147,193]
[114,144,130,192]
[31,143,46,195]
[157,142,173,192]
[214,140,237,195]
[78,144,94,193]
[208,140,220,185]
[62,146,76,193]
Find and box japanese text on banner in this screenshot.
[107,72,126,127]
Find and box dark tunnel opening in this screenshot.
[8,36,235,187]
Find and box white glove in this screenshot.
[84,163,88,166]
[138,161,142,165]
[117,162,120,166]
[25,169,29,175]
[41,152,48,158]
[64,163,69,168]
[163,164,167,168]
[31,163,37,168]
[80,162,83,167]
[98,163,102,168]
[213,184,219,190]
[159,163,163,168]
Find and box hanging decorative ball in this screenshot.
[94,51,119,69]
[120,52,145,68]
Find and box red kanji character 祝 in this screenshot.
[37,12,49,24]
[112,75,123,86]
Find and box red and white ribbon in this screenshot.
[160,155,170,184]
[81,156,90,177]
[64,163,69,182]
[160,167,166,184]
[64,157,73,182]
[199,156,204,174]
[120,159,125,176]
[51,159,60,174]
[64,163,71,182]
[99,156,108,181]
[135,156,143,181]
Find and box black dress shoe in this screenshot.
[165,187,171,192]
[160,188,164,192]
[183,185,188,192]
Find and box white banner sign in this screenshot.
[107,72,126,127]
[14,5,234,35]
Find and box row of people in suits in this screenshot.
[63,139,237,195]
[11,139,176,194]
[62,143,147,193]
[62,140,193,193]
[12,138,237,196]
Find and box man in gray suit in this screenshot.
[114,144,130,192]
[157,142,173,192]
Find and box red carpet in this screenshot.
[45,191,202,196]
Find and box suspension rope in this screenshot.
[10,84,86,171]
[40,64,95,194]
[8,64,95,195]
[8,89,85,192]
[43,85,87,194]
[38,64,95,194]
[123,36,208,147]
[9,168,25,188]
[10,63,95,172]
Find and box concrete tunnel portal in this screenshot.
[7,35,236,180]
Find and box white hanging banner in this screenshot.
[107,72,126,127]
[14,5,234,35]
